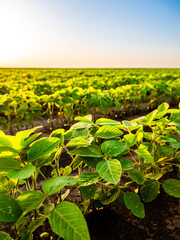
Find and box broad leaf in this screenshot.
[101,188,120,205]
[124,192,145,218]
[49,202,90,240]
[96,159,122,184]
[96,118,120,126]
[154,145,174,162]
[140,180,160,202]
[67,136,90,147]
[70,122,92,130]
[80,184,97,199]
[101,140,127,157]
[129,170,145,185]
[117,157,136,170]
[136,144,154,164]
[0,194,22,222]
[7,165,35,179]
[0,232,14,240]
[162,179,180,198]
[77,172,101,187]
[42,176,76,195]
[28,137,60,162]
[95,126,123,139]
[70,145,102,158]
[50,129,65,147]
[143,110,158,123]
[0,156,20,172]
[123,134,137,147]
[17,191,45,213]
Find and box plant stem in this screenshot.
[39,169,47,180]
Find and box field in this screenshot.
[0,68,180,133]
[0,68,180,240]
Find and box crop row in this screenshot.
[1,70,180,133]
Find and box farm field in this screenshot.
[0,69,180,240]
[0,68,180,133]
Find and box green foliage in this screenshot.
[49,202,90,240]
[0,102,179,239]
[96,159,122,184]
[162,179,180,198]
[124,192,145,218]
[0,194,22,222]
[42,176,76,195]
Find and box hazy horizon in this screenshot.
[0,0,180,68]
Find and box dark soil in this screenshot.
[86,190,180,240]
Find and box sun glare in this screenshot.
[0,3,26,66]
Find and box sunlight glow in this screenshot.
[0,2,27,65]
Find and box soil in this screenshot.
[86,189,180,240]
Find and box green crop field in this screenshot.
[0,68,180,133]
[0,68,180,240]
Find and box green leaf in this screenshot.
[42,176,76,195]
[28,217,46,233]
[0,136,12,148]
[51,128,65,138]
[74,116,93,123]
[77,172,101,187]
[122,120,133,128]
[49,202,90,240]
[42,202,55,217]
[124,192,145,218]
[28,137,60,162]
[155,102,169,119]
[0,146,19,157]
[50,129,64,147]
[70,145,102,158]
[0,194,22,222]
[154,145,174,161]
[129,170,145,185]
[96,118,120,126]
[96,159,122,184]
[143,110,158,123]
[80,156,100,168]
[64,129,73,140]
[70,122,92,130]
[101,188,120,205]
[136,144,154,164]
[64,105,72,116]
[80,184,97,199]
[162,179,180,198]
[95,126,123,139]
[0,232,14,240]
[67,136,90,147]
[123,134,138,147]
[140,180,160,202]
[0,156,20,172]
[117,157,136,170]
[23,133,42,149]
[16,127,42,148]
[157,102,169,112]
[73,128,89,138]
[7,165,36,179]
[101,140,127,157]
[17,191,45,213]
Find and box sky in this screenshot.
[0,0,180,68]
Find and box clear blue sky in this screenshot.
[0,0,180,67]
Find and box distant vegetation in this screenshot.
[0,68,179,133]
